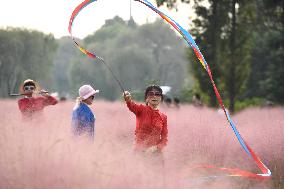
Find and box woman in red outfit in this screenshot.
[124,85,168,188]
[18,79,58,119]
[123,85,168,154]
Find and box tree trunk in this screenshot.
[211,0,220,107]
[229,0,236,113]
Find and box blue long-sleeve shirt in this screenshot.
[72,103,95,140]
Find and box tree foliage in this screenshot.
[69,18,190,100]
[0,28,57,97]
[2,0,283,107]
[0,18,190,100]
[248,0,284,104]
[156,0,283,111]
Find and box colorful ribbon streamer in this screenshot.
[68,0,98,59]
[69,0,271,180]
[68,0,125,92]
[135,0,271,179]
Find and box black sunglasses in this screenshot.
[147,91,162,97]
[24,85,35,91]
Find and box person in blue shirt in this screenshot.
[72,84,99,141]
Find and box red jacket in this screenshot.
[18,96,58,118]
[126,100,168,151]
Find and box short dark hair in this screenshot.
[144,85,164,102]
[165,97,172,103]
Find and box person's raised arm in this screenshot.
[41,90,58,106]
[123,91,142,115]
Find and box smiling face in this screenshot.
[146,90,162,108]
[23,84,36,97]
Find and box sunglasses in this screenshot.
[89,95,95,100]
[24,85,35,91]
[147,91,162,97]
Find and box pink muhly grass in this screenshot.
[0,99,283,189]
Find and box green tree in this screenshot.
[157,0,257,112]
[51,37,78,97]
[156,0,229,107]
[0,28,24,96]
[248,0,284,104]
[189,0,230,107]
[220,0,256,112]
[69,16,189,100]
[0,28,57,97]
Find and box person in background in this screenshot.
[123,85,168,155]
[173,97,180,108]
[192,93,203,107]
[18,79,58,119]
[164,97,172,107]
[72,84,99,141]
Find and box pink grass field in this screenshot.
[0,99,283,189]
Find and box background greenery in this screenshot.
[0,0,283,113]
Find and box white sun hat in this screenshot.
[79,85,99,100]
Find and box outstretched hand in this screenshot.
[123,91,132,102]
[40,90,49,96]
